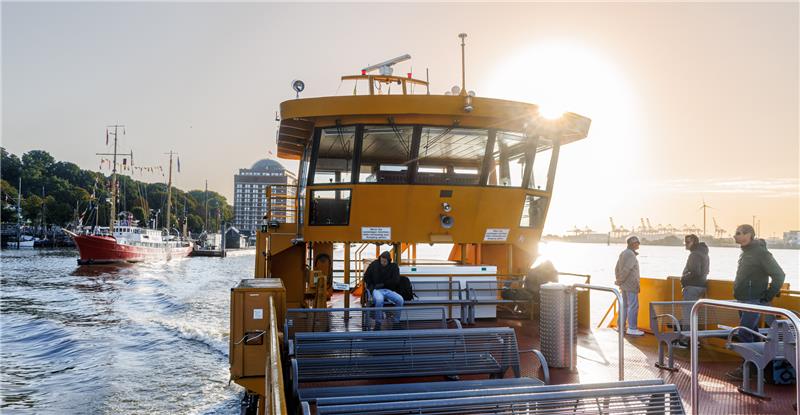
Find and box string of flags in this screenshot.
[98,159,167,176]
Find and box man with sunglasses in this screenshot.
[726,224,786,380]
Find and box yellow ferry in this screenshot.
[228,35,799,415]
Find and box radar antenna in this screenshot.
[362,54,411,76]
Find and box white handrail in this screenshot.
[573,283,625,381]
[690,299,799,415]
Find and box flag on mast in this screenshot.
[177,157,181,173]
[105,129,109,145]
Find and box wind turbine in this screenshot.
[698,199,714,236]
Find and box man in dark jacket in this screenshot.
[364,251,404,309]
[727,224,786,380]
[732,224,785,340]
[681,234,709,301]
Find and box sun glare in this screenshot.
[488,41,641,235]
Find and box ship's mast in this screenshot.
[96,124,131,235]
[164,151,176,235]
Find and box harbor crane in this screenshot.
[713,217,726,238]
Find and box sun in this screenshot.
[487,41,641,235]
[487,41,632,121]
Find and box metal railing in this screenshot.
[266,296,287,415]
[690,299,799,415]
[264,184,300,236]
[573,283,625,381]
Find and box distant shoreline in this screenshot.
[543,235,799,250]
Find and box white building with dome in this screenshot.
[233,159,296,234]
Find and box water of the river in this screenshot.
[1,249,251,414]
[1,242,797,413]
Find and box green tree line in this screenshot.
[1,148,232,233]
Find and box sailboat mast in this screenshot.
[165,151,174,234]
[109,126,119,234]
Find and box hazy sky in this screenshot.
[2,2,798,237]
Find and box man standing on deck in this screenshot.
[681,234,710,301]
[726,224,786,380]
[615,236,644,336]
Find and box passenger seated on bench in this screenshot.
[364,251,404,324]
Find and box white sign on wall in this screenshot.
[362,227,391,240]
[483,228,510,241]
[253,308,264,320]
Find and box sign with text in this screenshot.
[362,227,391,240]
[483,228,510,241]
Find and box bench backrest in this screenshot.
[313,383,685,415]
[410,280,463,300]
[650,300,741,333]
[769,319,798,360]
[466,280,502,300]
[284,307,449,346]
[292,327,521,385]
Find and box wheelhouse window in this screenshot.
[530,140,554,191]
[519,195,547,228]
[309,189,351,225]
[359,125,414,183]
[312,126,355,184]
[415,127,487,185]
[486,131,530,187]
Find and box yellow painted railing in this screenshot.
[266,296,287,415]
[601,276,797,331]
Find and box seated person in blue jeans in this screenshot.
[364,251,404,324]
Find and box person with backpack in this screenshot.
[364,251,404,312]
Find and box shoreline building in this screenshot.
[233,159,296,235]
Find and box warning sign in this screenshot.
[483,228,510,241]
[362,227,391,240]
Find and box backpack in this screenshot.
[396,276,415,301]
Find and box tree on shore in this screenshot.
[1,148,233,233]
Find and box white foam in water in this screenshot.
[152,317,229,357]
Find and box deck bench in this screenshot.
[284,306,454,354]
[291,327,524,400]
[727,319,797,399]
[650,300,767,371]
[466,280,535,323]
[365,280,473,325]
[305,380,685,415]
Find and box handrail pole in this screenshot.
[573,283,625,381]
[690,299,800,415]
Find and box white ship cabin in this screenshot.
[111,225,165,245]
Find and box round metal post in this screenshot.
[573,283,625,381]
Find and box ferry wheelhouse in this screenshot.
[229,45,799,415]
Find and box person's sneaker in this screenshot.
[626,328,645,336]
[673,340,688,349]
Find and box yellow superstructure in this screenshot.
[234,57,592,412]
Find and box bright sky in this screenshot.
[2,3,798,237]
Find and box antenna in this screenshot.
[458,33,467,96]
[362,54,411,76]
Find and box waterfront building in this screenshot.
[232,159,296,235]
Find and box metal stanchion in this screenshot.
[690,299,800,415]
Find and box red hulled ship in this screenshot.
[66,224,192,265]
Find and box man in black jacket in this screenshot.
[364,251,404,309]
[681,234,709,301]
[726,224,786,381]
